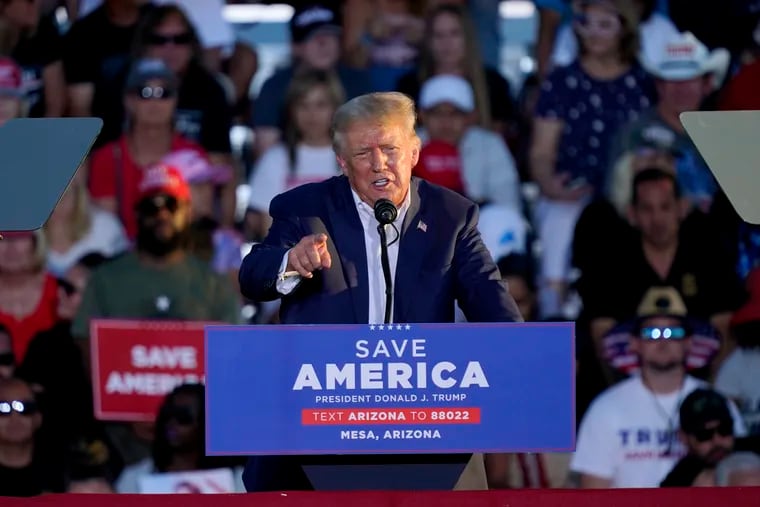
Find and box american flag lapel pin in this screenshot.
[417,220,427,232]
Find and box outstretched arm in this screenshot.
[238,196,304,302]
[238,196,332,302]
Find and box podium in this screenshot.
[205,322,575,491]
[0,118,102,232]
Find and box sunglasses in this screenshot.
[136,86,175,100]
[167,405,196,425]
[0,352,14,366]
[639,326,687,340]
[137,195,179,216]
[148,32,193,46]
[574,13,622,38]
[692,421,733,442]
[0,399,38,416]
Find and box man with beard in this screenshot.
[72,165,239,466]
[73,164,239,335]
[661,389,738,486]
[570,287,745,488]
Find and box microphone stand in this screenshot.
[374,198,398,325]
[377,223,393,325]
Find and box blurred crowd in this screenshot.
[1,0,760,496]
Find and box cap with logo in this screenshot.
[602,287,720,374]
[138,165,191,202]
[125,58,178,94]
[642,31,730,87]
[0,57,23,97]
[419,75,475,113]
[630,123,682,157]
[635,286,693,339]
[290,4,342,44]
[679,388,733,434]
[637,286,689,320]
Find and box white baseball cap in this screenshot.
[419,75,475,112]
[642,31,730,87]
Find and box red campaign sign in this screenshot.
[91,319,207,422]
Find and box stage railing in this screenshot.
[8,488,760,507]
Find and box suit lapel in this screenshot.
[326,177,369,323]
[394,178,430,323]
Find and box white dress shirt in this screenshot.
[276,190,410,324]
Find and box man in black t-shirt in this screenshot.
[580,169,743,347]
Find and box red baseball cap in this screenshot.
[138,164,191,202]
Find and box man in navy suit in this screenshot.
[238,92,521,490]
[240,92,520,325]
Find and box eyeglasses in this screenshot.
[137,195,179,216]
[148,32,193,46]
[692,421,733,442]
[137,86,175,100]
[167,405,196,425]
[0,352,14,366]
[574,13,622,39]
[0,399,38,416]
[639,326,687,340]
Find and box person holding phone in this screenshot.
[530,0,655,318]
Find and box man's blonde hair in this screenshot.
[331,92,419,155]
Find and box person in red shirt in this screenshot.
[0,231,58,363]
[414,139,465,194]
[87,57,209,239]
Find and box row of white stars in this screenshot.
[369,324,412,331]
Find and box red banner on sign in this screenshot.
[91,319,208,422]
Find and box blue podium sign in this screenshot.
[205,323,575,455]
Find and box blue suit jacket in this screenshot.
[237,176,520,491]
[239,175,521,324]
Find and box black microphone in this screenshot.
[374,198,398,225]
[373,199,397,324]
